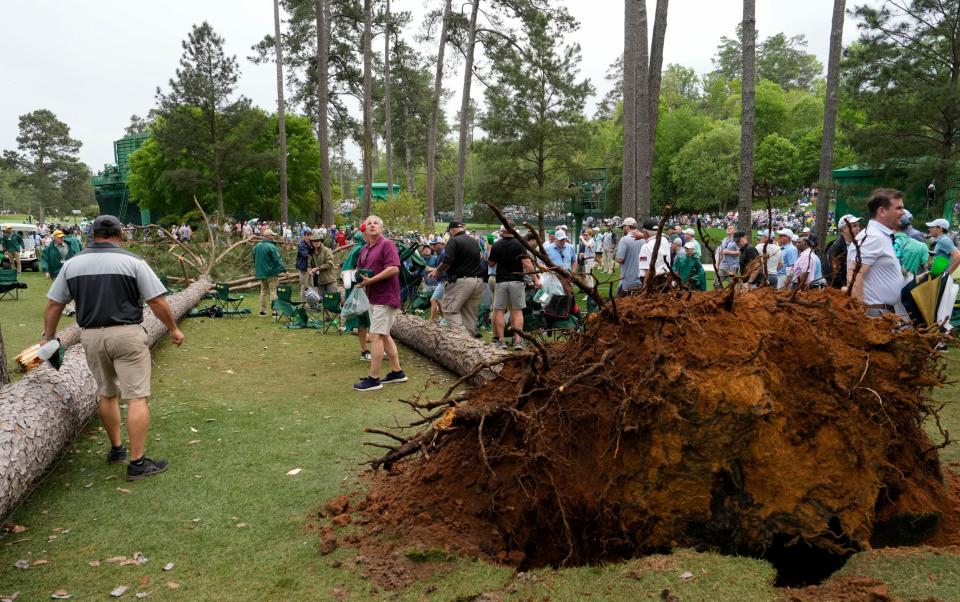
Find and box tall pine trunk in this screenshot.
[454,0,480,222]
[425,0,453,227]
[405,139,415,195]
[274,0,289,225]
[621,0,639,218]
[316,0,333,226]
[384,0,394,199]
[816,0,845,250]
[634,1,651,220]
[737,0,757,234]
[642,0,669,214]
[361,0,374,216]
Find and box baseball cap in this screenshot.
[791,234,800,242]
[642,218,659,231]
[684,241,696,249]
[900,209,913,225]
[3,225,11,230]
[309,230,325,241]
[555,230,568,241]
[777,228,794,237]
[801,227,812,233]
[926,218,950,230]
[837,214,862,229]
[430,236,444,244]
[621,217,637,228]
[262,228,277,236]
[52,230,65,238]
[92,215,121,231]
[683,228,695,235]
[447,221,464,231]
[758,229,772,238]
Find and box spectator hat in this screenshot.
[776,228,794,237]
[684,241,696,249]
[430,236,444,245]
[555,230,568,241]
[791,234,800,242]
[801,227,812,233]
[642,218,659,231]
[52,230,65,238]
[3,225,11,231]
[900,209,913,225]
[683,228,695,235]
[621,218,637,228]
[309,230,325,241]
[262,228,277,236]
[926,218,950,230]
[92,215,121,231]
[837,214,862,229]
[447,221,464,231]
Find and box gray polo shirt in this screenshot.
[615,235,644,289]
[48,242,167,328]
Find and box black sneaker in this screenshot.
[259,311,268,317]
[360,351,372,361]
[106,445,128,465]
[125,457,169,481]
[382,370,408,384]
[353,376,382,392]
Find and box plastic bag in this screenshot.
[341,287,370,320]
[535,272,565,305]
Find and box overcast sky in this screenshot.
[0,0,867,171]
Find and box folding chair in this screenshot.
[214,283,245,313]
[272,298,298,324]
[0,269,27,301]
[320,291,343,334]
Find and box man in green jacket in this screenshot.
[253,228,287,316]
[42,230,79,314]
[673,241,707,291]
[3,225,24,273]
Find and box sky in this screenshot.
[0,0,867,171]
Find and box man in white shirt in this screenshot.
[755,229,782,287]
[601,228,615,273]
[850,189,905,317]
[636,219,671,282]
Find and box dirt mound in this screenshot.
[352,288,958,583]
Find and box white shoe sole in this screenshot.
[382,376,408,384]
[353,384,383,392]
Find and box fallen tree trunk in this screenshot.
[390,313,510,384]
[0,276,212,520]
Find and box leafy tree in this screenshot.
[478,7,592,232]
[712,26,823,92]
[125,114,153,136]
[660,64,701,110]
[371,191,427,232]
[2,109,85,221]
[651,106,712,205]
[844,0,960,209]
[753,79,788,143]
[670,122,741,212]
[785,93,824,140]
[754,133,799,188]
[154,22,274,218]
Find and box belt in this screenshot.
[864,304,895,312]
[82,323,141,330]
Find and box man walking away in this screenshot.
[825,215,861,288]
[428,221,484,336]
[488,223,540,350]
[894,212,928,278]
[615,218,644,295]
[353,215,406,392]
[295,229,314,300]
[601,227,616,273]
[42,215,183,480]
[253,228,287,316]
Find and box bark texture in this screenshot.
[361,0,375,216]
[275,0,290,225]
[816,0,846,251]
[634,1,651,220]
[0,277,212,520]
[425,0,453,227]
[316,0,333,226]
[384,0,394,199]
[454,0,480,222]
[737,0,757,234]
[390,314,509,385]
[621,0,639,217]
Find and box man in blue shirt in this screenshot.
[777,228,798,289]
[545,230,576,271]
[615,218,644,295]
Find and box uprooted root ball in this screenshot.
[356,288,958,573]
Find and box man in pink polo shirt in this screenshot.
[352,215,407,392]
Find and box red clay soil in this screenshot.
[342,288,959,586]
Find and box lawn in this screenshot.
[1,281,958,600]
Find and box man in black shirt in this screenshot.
[488,224,540,350]
[427,222,484,336]
[736,231,761,287]
[824,214,861,288]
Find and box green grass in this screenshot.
[0,214,86,225]
[1,282,959,600]
[1,271,76,379]
[433,222,499,234]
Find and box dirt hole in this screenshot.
[764,535,852,588]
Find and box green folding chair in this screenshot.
[0,269,27,301]
[272,298,298,324]
[321,291,343,334]
[214,283,245,313]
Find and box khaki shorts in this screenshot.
[492,280,526,311]
[80,324,152,399]
[368,304,399,336]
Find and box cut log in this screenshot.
[0,276,212,520]
[390,314,510,384]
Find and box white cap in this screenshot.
[801,227,811,233]
[683,228,695,235]
[555,230,568,241]
[777,228,794,237]
[926,218,950,230]
[684,241,696,249]
[791,234,800,242]
[621,218,637,227]
[837,214,862,229]
[557,224,568,230]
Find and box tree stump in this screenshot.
[390,314,510,384]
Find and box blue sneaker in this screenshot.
[382,370,408,384]
[353,376,383,392]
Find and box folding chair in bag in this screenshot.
[0,269,27,301]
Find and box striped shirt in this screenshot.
[48,242,167,328]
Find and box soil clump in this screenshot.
[346,288,959,588]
